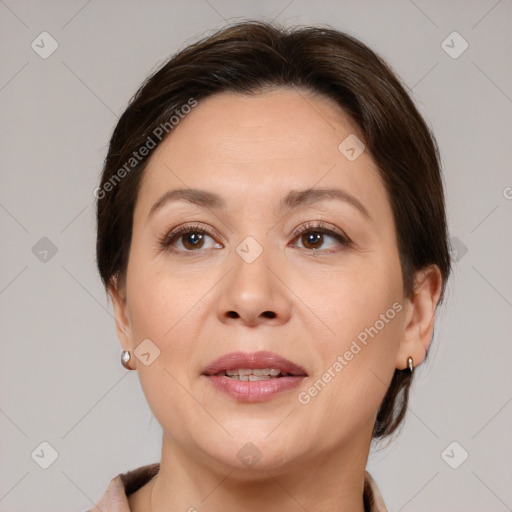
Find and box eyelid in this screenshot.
[157,222,222,251]
[290,220,350,242]
[158,220,352,252]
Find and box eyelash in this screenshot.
[157,221,352,254]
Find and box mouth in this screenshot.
[212,368,296,381]
[202,351,307,402]
[202,350,308,378]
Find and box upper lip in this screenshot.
[202,351,308,376]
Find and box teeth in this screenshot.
[229,375,273,381]
[249,375,272,381]
[251,369,269,376]
[224,368,283,377]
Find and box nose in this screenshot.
[216,241,292,327]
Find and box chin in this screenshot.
[193,429,302,474]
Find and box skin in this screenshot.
[109,87,443,512]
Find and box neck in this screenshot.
[145,429,372,512]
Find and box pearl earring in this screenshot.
[121,350,132,370]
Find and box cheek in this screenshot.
[309,255,403,343]
[301,316,402,439]
[302,259,403,415]
[124,254,207,416]
[126,244,201,339]
[124,267,202,437]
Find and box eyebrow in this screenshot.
[148,187,371,220]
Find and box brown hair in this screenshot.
[96,19,451,439]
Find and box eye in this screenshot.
[291,221,352,252]
[158,222,223,253]
[158,221,351,254]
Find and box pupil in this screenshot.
[304,232,322,248]
[185,232,203,249]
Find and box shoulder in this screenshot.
[119,463,160,495]
[88,463,160,512]
[364,470,388,512]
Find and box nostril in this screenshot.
[225,311,276,319]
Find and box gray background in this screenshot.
[1,0,511,510]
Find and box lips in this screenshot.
[202,350,308,377]
[202,351,307,402]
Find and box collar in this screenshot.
[90,463,388,512]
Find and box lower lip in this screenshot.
[204,375,307,402]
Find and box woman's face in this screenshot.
[113,88,413,473]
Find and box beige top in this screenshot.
[87,463,388,511]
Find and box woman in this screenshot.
[92,19,451,512]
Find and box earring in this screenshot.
[407,356,414,374]
[121,350,132,370]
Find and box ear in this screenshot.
[396,264,444,370]
[109,277,136,370]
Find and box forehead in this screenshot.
[168,88,362,160]
[135,88,388,220]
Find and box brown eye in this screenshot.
[292,222,352,252]
[179,231,206,250]
[300,231,325,250]
[158,223,222,253]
